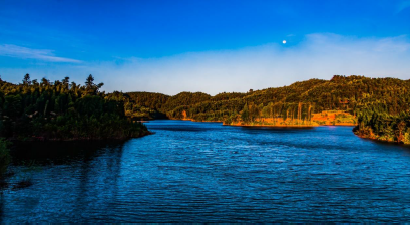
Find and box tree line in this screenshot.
[123,75,410,143]
[0,74,150,141]
[4,74,407,144]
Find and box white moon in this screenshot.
[283,40,287,44]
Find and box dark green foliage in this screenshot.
[0,138,10,176]
[7,73,406,143]
[162,92,212,114]
[126,91,169,110]
[122,91,169,119]
[0,74,149,141]
[123,75,410,143]
[241,103,250,123]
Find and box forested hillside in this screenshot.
[2,74,409,144]
[124,75,410,144]
[0,74,149,141]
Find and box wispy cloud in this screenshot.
[397,0,410,13]
[0,44,82,63]
[89,33,410,95]
[1,33,409,95]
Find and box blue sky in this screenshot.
[0,0,410,94]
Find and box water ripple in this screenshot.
[2,120,410,222]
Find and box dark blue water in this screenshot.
[2,120,410,222]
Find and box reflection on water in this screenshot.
[2,120,410,222]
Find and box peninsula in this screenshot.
[0,74,150,141]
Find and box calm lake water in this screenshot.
[2,120,410,222]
